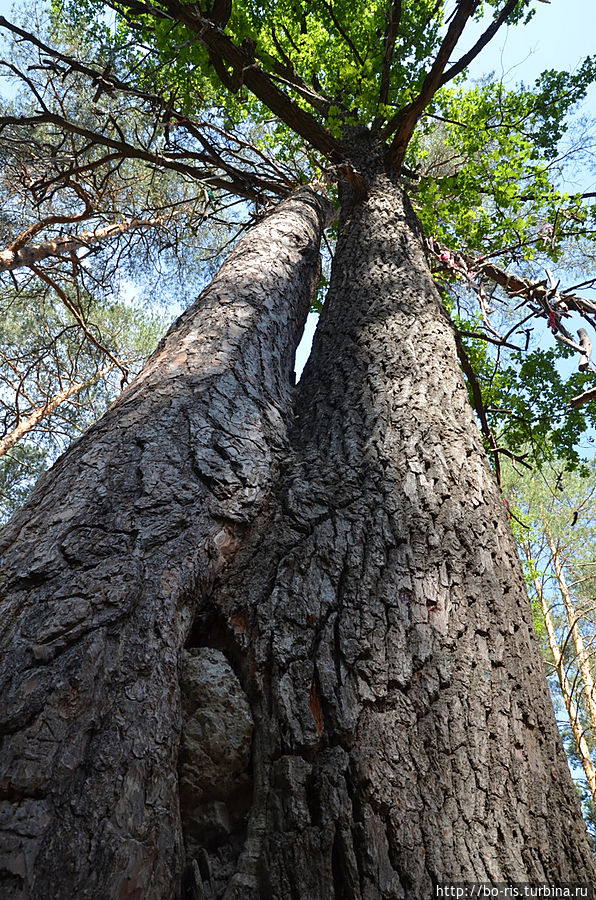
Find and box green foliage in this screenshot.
[52,0,596,267]
[45,3,524,151]
[415,67,596,259]
[460,327,596,470]
[0,278,170,523]
[0,442,49,522]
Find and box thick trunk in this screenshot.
[0,188,328,900]
[186,139,595,898]
[1,140,594,900]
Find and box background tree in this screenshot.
[1,2,596,898]
[507,461,596,837]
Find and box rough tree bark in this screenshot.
[0,188,328,899]
[179,135,596,898]
[1,135,594,900]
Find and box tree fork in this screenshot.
[0,187,329,900]
[185,135,596,896]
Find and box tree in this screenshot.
[1,2,596,897]
[508,461,596,836]
[0,18,244,517]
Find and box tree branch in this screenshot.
[0,17,298,200]
[141,0,344,162]
[0,215,174,273]
[430,237,596,400]
[0,363,116,457]
[318,0,363,66]
[28,264,130,379]
[9,183,95,253]
[569,386,596,409]
[378,0,402,110]
[0,111,284,201]
[384,0,479,168]
[0,16,164,106]
[438,0,520,89]
[457,329,523,352]
[454,329,503,485]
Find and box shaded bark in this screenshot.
[0,187,329,900]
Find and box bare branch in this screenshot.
[578,328,593,372]
[0,111,284,201]
[0,214,175,273]
[429,236,596,385]
[569,386,596,409]
[457,329,524,352]
[0,16,163,106]
[9,183,95,253]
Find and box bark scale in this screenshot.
[0,188,329,900]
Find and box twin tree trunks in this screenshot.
[1,137,595,899]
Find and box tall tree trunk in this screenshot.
[545,527,596,734]
[183,136,596,898]
[1,138,595,900]
[0,188,329,900]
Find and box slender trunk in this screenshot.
[524,542,596,805]
[0,188,328,900]
[184,137,595,898]
[545,527,596,735]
